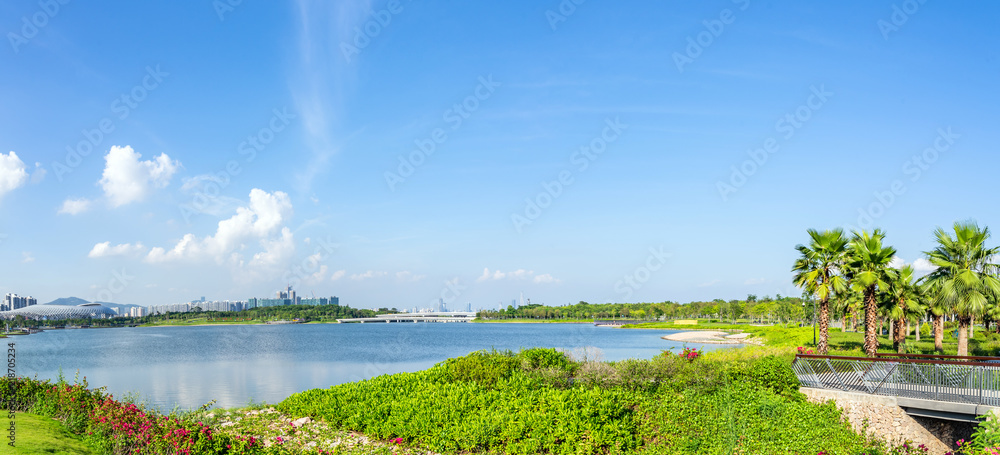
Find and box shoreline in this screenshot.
[661,330,760,345]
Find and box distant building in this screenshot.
[2,294,37,312]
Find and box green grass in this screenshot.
[626,319,1000,356]
[4,413,96,455]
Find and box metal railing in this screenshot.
[792,354,1000,406]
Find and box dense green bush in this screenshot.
[725,355,803,401]
[279,369,641,454]
[278,348,895,454]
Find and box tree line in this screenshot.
[476,296,814,324]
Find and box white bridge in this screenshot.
[337,311,476,323]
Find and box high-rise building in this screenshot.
[437,298,444,312]
[2,294,36,311]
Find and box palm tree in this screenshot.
[792,229,850,354]
[882,265,924,353]
[846,229,898,357]
[923,221,1000,356]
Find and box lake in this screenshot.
[11,322,731,410]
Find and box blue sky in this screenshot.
[0,0,997,309]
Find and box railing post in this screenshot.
[935,365,939,401]
[980,366,984,405]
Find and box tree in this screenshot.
[846,229,898,357]
[922,221,1000,356]
[793,229,849,354]
[882,265,924,353]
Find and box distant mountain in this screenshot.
[44,297,90,306]
[43,297,142,315]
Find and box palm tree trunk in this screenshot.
[818,298,830,354]
[958,315,971,356]
[915,320,921,342]
[864,286,879,357]
[933,314,944,352]
[895,316,906,353]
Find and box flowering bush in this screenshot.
[679,347,702,362]
[797,346,815,355]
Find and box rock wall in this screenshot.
[800,387,973,454]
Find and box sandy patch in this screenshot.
[661,330,761,345]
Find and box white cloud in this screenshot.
[29,162,46,184]
[350,270,387,281]
[891,257,937,275]
[477,268,506,282]
[99,145,180,207]
[478,267,556,283]
[144,189,296,282]
[0,152,28,201]
[21,252,34,263]
[330,270,346,281]
[146,189,293,264]
[58,198,92,215]
[301,252,329,285]
[744,278,766,285]
[396,271,426,282]
[88,242,146,258]
[533,274,560,284]
[913,258,937,274]
[698,279,721,288]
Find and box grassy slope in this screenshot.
[6,413,95,455]
[624,320,997,355]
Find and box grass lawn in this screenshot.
[625,320,1000,356]
[5,413,95,455]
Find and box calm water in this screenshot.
[12,323,731,410]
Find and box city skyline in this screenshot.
[1,2,999,308]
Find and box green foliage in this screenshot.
[725,355,803,401]
[278,347,897,454]
[280,369,640,454]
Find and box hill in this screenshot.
[43,297,90,306]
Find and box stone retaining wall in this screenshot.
[800,387,973,454]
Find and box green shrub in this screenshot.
[430,349,521,386]
[517,347,575,373]
[279,370,641,454]
[726,355,803,401]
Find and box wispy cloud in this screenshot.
[289,0,371,193]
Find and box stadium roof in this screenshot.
[0,303,117,320]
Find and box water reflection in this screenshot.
[15,323,733,411]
